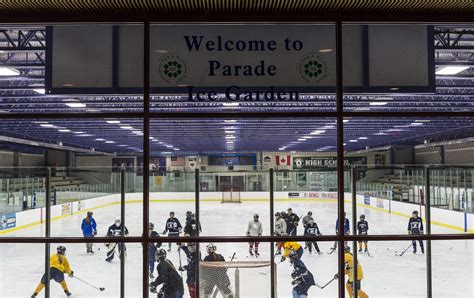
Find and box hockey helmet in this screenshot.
[57,245,66,255]
[206,243,217,254]
[186,210,192,217]
[307,211,312,216]
[115,217,121,226]
[156,248,167,260]
[344,246,351,253]
[87,211,93,217]
[188,242,197,252]
[253,214,259,220]
[275,212,281,217]
[170,211,175,217]
[288,250,298,262]
[149,222,155,230]
[412,210,419,216]
[360,214,365,220]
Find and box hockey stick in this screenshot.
[74,276,105,291]
[396,242,414,257]
[315,276,337,289]
[178,247,183,277]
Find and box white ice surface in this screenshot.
[1,200,473,297]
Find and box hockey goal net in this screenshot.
[199,261,276,298]
[221,188,241,203]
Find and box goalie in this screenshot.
[201,243,234,298]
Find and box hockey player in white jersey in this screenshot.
[246,214,263,256]
[274,212,287,255]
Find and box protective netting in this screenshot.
[199,261,275,298]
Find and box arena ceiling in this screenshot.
[0,0,473,19]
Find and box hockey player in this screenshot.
[330,212,350,252]
[150,248,184,298]
[179,243,199,298]
[334,246,368,298]
[81,211,97,254]
[201,243,234,298]
[246,214,263,256]
[285,208,300,236]
[302,211,313,228]
[163,211,182,251]
[148,222,162,278]
[304,218,322,254]
[357,214,369,253]
[31,246,73,297]
[105,217,129,262]
[408,210,424,254]
[289,250,315,298]
[274,212,287,255]
[281,242,304,262]
[184,212,201,237]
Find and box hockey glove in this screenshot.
[246,232,250,236]
[69,271,74,278]
[334,273,339,280]
[93,230,97,236]
[280,256,286,262]
[291,280,296,285]
[258,233,262,236]
[291,272,297,279]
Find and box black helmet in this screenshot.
[186,211,192,216]
[254,214,259,219]
[412,210,419,215]
[57,245,66,255]
[206,243,217,254]
[344,246,351,253]
[87,211,93,217]
[275,212,281,217]
[156,248,167,260]
[360,214,365,220]
[289,250,298,262]
[307,211,312,216]
[149,222,154,230]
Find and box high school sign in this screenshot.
[293,157,367,170]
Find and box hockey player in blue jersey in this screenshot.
[303,218,322,254]
[148,222,162,278]
[178,243,199,298]
[330,212,350,252]
[408,210,424,254]
[162,211,182,251]
[81,211,97,254]
[289,250,315,298]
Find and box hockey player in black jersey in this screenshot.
[303,218,322,254]
[184,212,201,237]
[285,208,300,236]
[150,248,184,298]
[408,210,424,254]
[289,250,315,298]
[357,214,369,253]
[162,211,182,251]
[105,217,129,262]
[148,222,162,278]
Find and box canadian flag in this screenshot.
[275,155,291,166]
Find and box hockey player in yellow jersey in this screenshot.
[281,242,304,262]
[31,246,74,297]
[336,246,368,298]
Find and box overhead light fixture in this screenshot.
[105,141,115,144]
[58,129,71,132]
[302,136,313,139]
[225,130,235,134]
[224,120,237,123]
[343,143,347,146]
[152,139,159,142]
[106,120,121,124]
[323,125,335,129]
[120,126,133,130]
[165,145,173,148]
[78,134,93,137]
[369,101,388,106]
[415,120,430,123]
[374,132,387,136]
[65,102,86,108]
[319,48,333,53]
[40,124,54,128]
[358,137,368,140]
[349,139,358,143]
[173,148,180,151]
[74,131,84,134]
[310,130,326,135]
[95,138,105,141]
[162,151,172,154]
[436,66,470,75]
[411,122,424,126]
[297,138,307,141]
[118,145,128,147]
[0,67,20,76]
[149,137,155,140]
[33,88,46,94]
[390,87,399,91]
[343,119,350,123]
[223,102,239,107]
[225,136,236,139]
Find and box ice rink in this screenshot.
[1,197,473,297]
